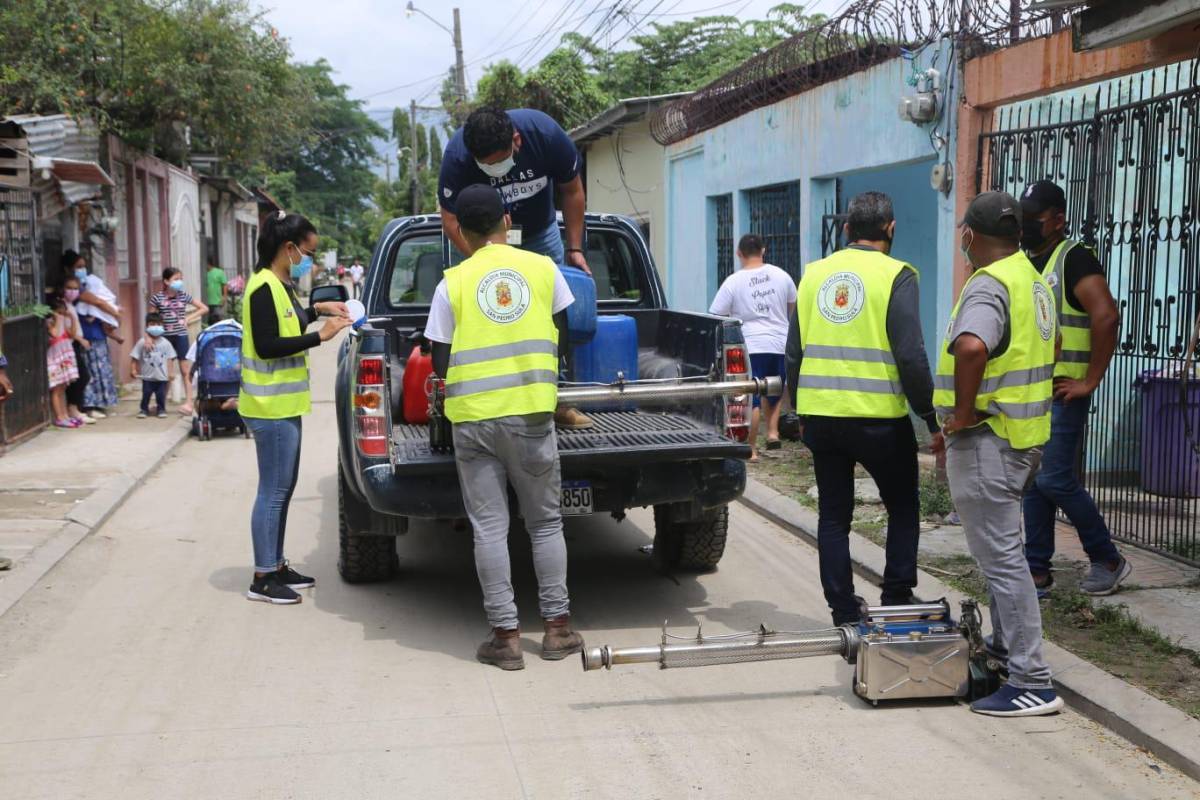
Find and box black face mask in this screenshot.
[1021,216,1047,251]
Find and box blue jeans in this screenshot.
[1023,397,1119,575]
[245,416,303,573]
[521,222,565,266]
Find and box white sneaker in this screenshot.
[87,409,107,419]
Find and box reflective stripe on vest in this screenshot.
[796,248,912,418]
[444,244,560,423]
[238,269,312,419]
[1042,238,1092,379]
[933,252,1056,449]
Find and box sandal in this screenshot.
[766,439,782,450]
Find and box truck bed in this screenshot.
[391,411,747,475]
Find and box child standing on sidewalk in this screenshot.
[46,290,82,429]
[130,312,177,419]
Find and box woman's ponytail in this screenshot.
[255,209,318,271]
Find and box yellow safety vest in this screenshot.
[444,243,559,423]
[1039,238,1092,380]
[933,251,1056,449]
[796,247,914,418]
[238,269,311,419]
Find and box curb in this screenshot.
[739,477,1200,783]
[0,422,191,620]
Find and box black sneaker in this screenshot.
[247,573,301,605]
[277,561,315,589]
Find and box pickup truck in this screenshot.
[331,213,756,583]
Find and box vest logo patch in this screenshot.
[1045,270,1058,289]
[477,268,530,324]
[1033,282,1054,341]
[817,271,865,324]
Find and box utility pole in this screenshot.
[409,99,420,214]
[452,8,466,106]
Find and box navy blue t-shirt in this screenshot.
[438,108,580,236]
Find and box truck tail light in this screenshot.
[723,344,751,443]
[355,356,388,457]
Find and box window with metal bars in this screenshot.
[746,182,801,282]
[711,194,734,284]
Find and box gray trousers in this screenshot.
[946,426,1053,689]
[453,414,570,630]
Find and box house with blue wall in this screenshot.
[658,43,959,368]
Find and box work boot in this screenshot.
[476,628,524,671]
[554,405,595,430]
[541,615,584,660]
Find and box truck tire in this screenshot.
[338,468,401,583]
[652,504,729,572]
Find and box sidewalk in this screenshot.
[739,475,1200,782]
[0,392,191,617]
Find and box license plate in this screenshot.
[560,480,593,516]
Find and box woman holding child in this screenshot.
[64,251,122,418]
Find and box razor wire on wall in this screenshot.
[650,0,1079,146]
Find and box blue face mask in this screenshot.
[146,325,165,337]
[169,279,185,292]
[75,268,88,282]
[289,243,314,280]
[291,255,313,280]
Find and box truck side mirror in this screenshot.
[311,283,349,304]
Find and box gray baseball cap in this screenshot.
[960,191,1022,237]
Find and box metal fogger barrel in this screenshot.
[583,600,1002,705]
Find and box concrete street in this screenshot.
[0,340,1195,800]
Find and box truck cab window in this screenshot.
[388,235,443,306]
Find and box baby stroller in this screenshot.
[191,321,249,440]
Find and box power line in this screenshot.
[515,0,590,68]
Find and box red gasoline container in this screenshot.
[402,344,434,424]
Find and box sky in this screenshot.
[255,0,852,122]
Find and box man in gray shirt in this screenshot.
[937,191,1063,717]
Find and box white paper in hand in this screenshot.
[346,299,367,329]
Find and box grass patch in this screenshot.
[918,472,953,518]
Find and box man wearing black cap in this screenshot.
[424,184,584,671]
[933,191,1063,717]
[1019,180,1128,598]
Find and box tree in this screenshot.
[468,4,826,126]
[429,127,442,170]
[245,59,384,256]
[474,60,526,112]
[0,0,305,172]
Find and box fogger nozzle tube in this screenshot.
[556,376,782,407]
[582,628,852,671]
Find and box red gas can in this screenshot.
[402,344,434,424]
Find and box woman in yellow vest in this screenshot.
[241,210,351,605]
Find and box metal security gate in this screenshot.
[978,60,1200,565]
[713,194,734,283]
[747,182,802,281]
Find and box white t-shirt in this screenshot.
[349,264,364,284]
[709,263,797,354]
[424,269,575,344]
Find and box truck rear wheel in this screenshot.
[652,504,729,572]
[338,467,402,583]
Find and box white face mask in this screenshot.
[476,153,515,179]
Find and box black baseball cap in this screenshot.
[1020,180,1067,215]
[455,184,506,235]
[960,191,1022,237]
